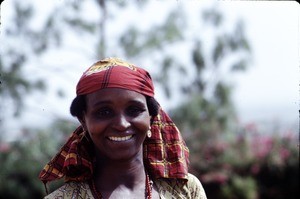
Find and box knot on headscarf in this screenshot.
[39,57,189,184]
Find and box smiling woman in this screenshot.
[39,57,207,199]
[82,88,151,161]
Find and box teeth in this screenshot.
[108,135,133,142]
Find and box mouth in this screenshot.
[107,135,133,142]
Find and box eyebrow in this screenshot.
[128,100,147,107]
[91,99,146,108]
[91,100,111,107]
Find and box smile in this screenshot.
[108,135,133,142]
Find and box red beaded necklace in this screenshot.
[90,174,153,199]
[145,173,153,199]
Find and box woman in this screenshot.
[39,57,207,199]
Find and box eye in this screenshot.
[126,105,145,117]
[94,107,114,119]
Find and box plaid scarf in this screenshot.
[39,58,189,184]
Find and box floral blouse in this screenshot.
[44,173,207,199]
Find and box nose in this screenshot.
[113,113,130,131]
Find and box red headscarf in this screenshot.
[39,57,189,184]
[77,58,154,97]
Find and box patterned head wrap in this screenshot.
[39,57,189,184]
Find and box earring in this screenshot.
[147,127,152,138]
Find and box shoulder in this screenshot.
[186,173,207,199]
[44,181,94,199]
[154,173,207,199]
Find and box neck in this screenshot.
[94,151,146,190]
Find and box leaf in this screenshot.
[64,17,96,33]
[192,42,205,74]
[57,89,65,98]
[212,37,225,65]
[214,82,231,106]
[202,8,223,27]
[231,59,247,72]
[119,27,140,57]
[33,80,46,91]
[177,65,187,75]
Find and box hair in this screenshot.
[70,95,86,120]
[70,94,160,122]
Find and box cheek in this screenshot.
[84,119,106,137]
[134,114,151,132]
[85,123,106,149]
[86,127,99,142]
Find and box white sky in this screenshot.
[1,0,299,140]
[220,1,299,129]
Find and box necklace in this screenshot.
[145,173,153,199]
[90,174,153,199]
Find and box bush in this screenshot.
[190,129,299,199]
[0,119,76,198]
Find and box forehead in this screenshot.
[86,88,147,105]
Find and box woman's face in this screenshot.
[82,88,151,161]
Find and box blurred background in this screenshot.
[0,0,299,198]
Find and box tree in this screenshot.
[166,7,252,179]
[171,7,251,140]
[0,1,44,118]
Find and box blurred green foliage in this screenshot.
[0,119,77,198]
